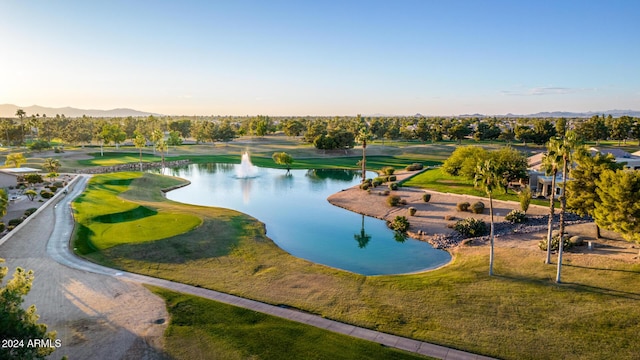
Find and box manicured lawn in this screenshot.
[403,168,549,206]
[74,172,640,359]
[150,286,432,360]
[72,172,202,251]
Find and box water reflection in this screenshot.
[165,164,451,275]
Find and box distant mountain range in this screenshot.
[0,104,161,118]
[2,104,639,118]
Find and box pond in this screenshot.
[165,163,451,275]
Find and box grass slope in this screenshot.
[74,173,640,359]
[150,286,432,360]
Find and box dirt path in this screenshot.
[0,177,168,360]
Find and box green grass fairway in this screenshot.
[150,287,432,360]
[74,172,640,359]
[72,172,202,251]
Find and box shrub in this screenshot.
[374,176,387,184]
[405,163,424,171]
[382,167,395,175]
[505,210,527,223]
[388,182,398,190]
[388,216,410,232]
[457,202,470,212]
[387,195,401,206]
[422,193,431,202]
[0,222,4,232]
[53,181,64,187]
[48,185,58,193]
[519,187,532,213]
[8,218,23,227]
[399,199,407,205]
[360,183,370,190]
[471,202,485,214]
[569,235,585,246]
[24,174,43,184]
[388,175,397,182]
[408,207,417,216]
[372,180,382,187]
[539,234,572,251]
[24,208,38,217]
[453,218,488,238]
[40,190,54,199]
[444,214,456,221]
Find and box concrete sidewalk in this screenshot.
[46,175,496,360]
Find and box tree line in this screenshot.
[4,110,640,150]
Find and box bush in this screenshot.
[382,167,395,175]
[408,207,417,216]
[0,222,4,232]
[539,235,573,252]
[422,193,431,202]
[453,218,487,238]
[387,195,401,206]
[53,181,64,187]
[569,235,585,246]
[40,190,54,199]
[24,174,43,184]
[48,185,58,193]
[388,216,410,232]
[8,218,23,227]
[471,201,485,214]
[360,183,370,190]
[372,180,382,187]
[388,182,398,190]
[388,175,397,182]
[24,208,38,217]
[457,202,470,212]
[405,163,424,171]
[398,199,407,205]
[505,210,527,223]
[519,187,532,213]
[374,176,387,184]
[444,214,456,221]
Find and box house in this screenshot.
[590,147,640,170]
[0,167,41,188]
[526,152,564,198]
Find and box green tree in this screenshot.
[442,145,487,179]
[42,158,60,173]
[0,259,60,359]
[24,189,37,201]
[594,169,640,256]
[566,150,624,238]
[0,189,7,217]
[542,139,563,265]
[474,160,503,276]
[607,115,632,146]
[5,152,27,168]
[133,132,147,172]
[272,152,294,173]
[167,130,182,148]
[489,146,528,193]
[156,138,168,173]
[448,123,472,144]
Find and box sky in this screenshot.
[1,0,639,116]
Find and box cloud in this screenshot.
[500,86,594,96]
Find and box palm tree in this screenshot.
[474,159,502,276]
[133,132,147,172]
[556,131,578,283]
[355,126,373,183]
[15,109,26,145]
[542,138,563,264]
[156,138,168,174]
[42,158,60,173]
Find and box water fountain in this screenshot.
[236,151,259,179]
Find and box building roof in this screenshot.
[589,147,633,159]
[0,167,41,174]
[527,152,545,171]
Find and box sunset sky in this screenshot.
[1,1,639,116]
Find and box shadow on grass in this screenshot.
[96,217,248,264]
[92,205,157,223]
[495,273,640,300]
[564,263,640,274]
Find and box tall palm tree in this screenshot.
[556,131,578,283]
[15,109,26,146]
[156,138,168,174]
[474,159,502,276]
[542,139,563,264]
[355,126,373,183]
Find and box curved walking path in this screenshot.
[3,175,496,360]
